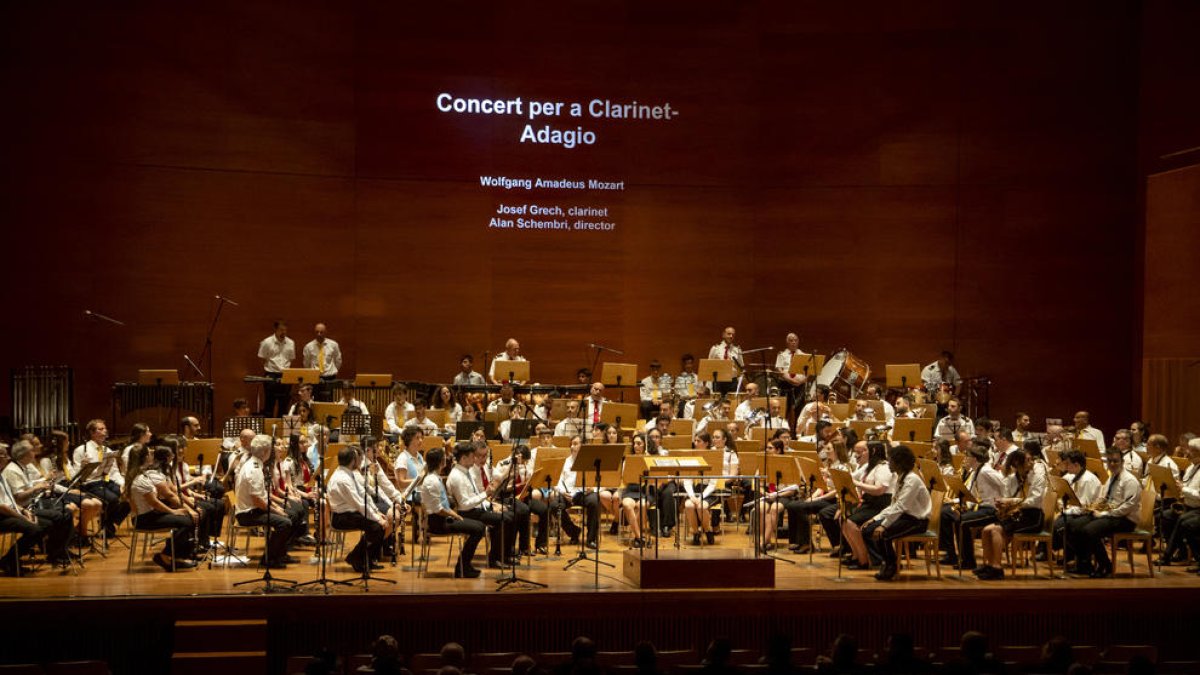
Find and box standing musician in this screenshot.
[938,443,1005,570]
[1067,449,1143,578]
[447,442,516,568]
[301,322,341,400]
[1161,438,1200,567]
[1050,449,1101,563]
[775,333,808,421]
[920,350,962,403]
[327,445,388,573]
[490,444,535,556]
[257,320,295,417]
[555,435,601,549]
[840,441,894,570]
[976,448,1047,580]
[235,434,295,569]
[384,384,415,435]
[488,338,527,385]
[417,447,484,578]
[861,445,932,581]
[126,444,198,571]
[707,326,744,379]
[639,360,674,420]
[1072,411,1107,453]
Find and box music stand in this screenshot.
[894,418,934,444]
[282,368,321,387]
[796,456,827,494]
[185,438,224,467]
[699,358,737,395]
[1086,457,1109,484]
[886,364,922,391]
[917,459,950,492]
[942,473,979,577]
[456,420,497,441]
[507,418,540,444]
[600,402,638,432]
[1075,437,1101,460]
[668,418,695,437]
[564,444,624,588]
[600,362,637,394]
[222,416,263,437]
[312,402,348,430]
[660,435,693,450]
[494,360,530,384]
[790,353,825,383]
[354,374,392,388]
[138,369,180,385]
[825,466,860,580]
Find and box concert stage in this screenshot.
[2,537,1196,675]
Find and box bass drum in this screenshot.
[811,349,870,401]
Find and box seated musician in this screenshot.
[797,385,837,437]
[555,435,601,549]
[361,436,404,536]
[1012,411,1035,444]
[785,422,846,554]
[974,417,995,447]
[404,400,440,436]
[1,441,72,568]
[417,447,484,578]
[733,382,760,421]
[893,394,917,420]
[286,383,315,416]
[473,441,520,557]
[1168,438,1200,569]
[1142,433,1179,483]
[748,399,790,435]
[269,436,313,552]
[976,448,1047,580]
[644,401,675,433]
[335,386,366,415]
[121,422,152,474]
[555,400,584,438]
[695,398,729,436]
[681,381,712,420]
[1050,449,1101,564]
[490,444,535,556]
[126,444,198,571]
[933,398,975,441]
[453,354,486,386]
[488,338,526,385]
[757,439,798,550]
[327,445,388,573]
[1,443,58,576]
[990,428,1017,471]
[392,427,425,498]
[498,402,529,443]
[430,385,464,431]
[861,444,932,581]
[384,384,414,435]
[72,419,129,538]
[487,383,518,414]
[36,431,103,543]
[447,442,516,568]
[674,353,700,406]
[1130,420,1149,454]
[939,443,1005,570]
[616,433,652,548]
[683,430,723,546]
[841,441,894,570]
[862,383,895,427]
[235,434,295,569]
[640,360,674,419]
[1067,449,1143,578]
[1111,428,1142,477]
[164,435,220,554]
[920,350,962,404]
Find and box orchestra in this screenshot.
[3,332,1195,589]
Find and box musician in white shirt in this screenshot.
[1110,428,1142,477]
[1050,449,1102,561]
[286,384,315,416]
[976,447,1047,580]
[938,443,1006,570]
[417,447,485,578]
[301,323,341,399]
[234,435,293,568]
[488,339,527,385]
[582,383,607,431]
[920,351,961,397]
[403,401,440,436]
[862,383,896,428]
[639,360,673,417]
[72,419,129,537]
[933,399,975,441]
[707,326,744,378]
[674,353,700,403]
[1012,412,1035,445]
[327,446,387,573]
[1072,411,1107,453]
[796,385,837,437]
[1067,450,1143,577]
[841,441,894,569]
[335,387,367,415]
[748,399,789,435]
[430,385,464,431]
[1142,433,1179,482]
[775,333,808,416]
[554,400,584,438]
[446,443,514,568]
[555,436,601,548]
[384,384,415,434]
[733,383,760,421]
[1162,438,1200,566]
[257,320,295,417]
[861,445,932,581]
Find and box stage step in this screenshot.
[172,619,267,675]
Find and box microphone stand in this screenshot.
[295,417,352,592]
[496,449,546,591]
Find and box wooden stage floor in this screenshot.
[1,529,1194,600]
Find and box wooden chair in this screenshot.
[1009,486,1060,577]
[416,505,467,576]
[1110,485,1157,578]
[223,493,257,568]
[895,490,944,578]
[126,521,177,572]
[0,531,21,578]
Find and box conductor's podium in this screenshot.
[622,547,775,589]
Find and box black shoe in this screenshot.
[295,535,317,547]
[1089,565,1112,579]
[585,540,598,550]
[1034,551,1048,562]
[692,533,701,546]
[369,560,384,570]
[152,553,174,572]
[608,522,619,535]
[282,554,299,564]
[978,566,1005,580]
[487,559,504,569]
[454,566,481,578]
[706,532,715,545]
[846,560,872,571]
[264,558,289,569]
[660,526,672,538]
[567,536,580,546]
[828,546,843,558]
[874,565,898,581]
[505,556,522,566]
[938,555,958,566]
[175,559,197,569]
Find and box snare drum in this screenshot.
[811,349,870,400]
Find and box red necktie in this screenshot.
[593,403,600,424]
[481,470,489,490]
[724,345,729,359]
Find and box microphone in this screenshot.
[742,346,774,355]
[183,354,206,379]
[83,310,126,326]
[215,295,240,306]
[587,343,624,354]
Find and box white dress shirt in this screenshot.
[365,461,402,508]
[2,462,42,507]
[554,417,584,438]
[257,335,295,373]
[302,338,342,377]
[235,457,266,515]
[1179,463,1200,508]
[393,450,425,483]
[488,354,527,383]
[734,399,754,421]
[418,474,453,516]
[971,464,1006,507]
[1098,470,1143,524]
[327,466,378,516]
[707,342,743,374]
[674,371,699,399]
[872,472,932,527]
[749,415,790,433]
[1064,470,1102,516]
[920,362,961,390]
[453,371,486,386]
[1076,426,1107,453]
[130,468,166,517]
[640,374,674,403]
[486,397,517,414]
[446,464,489,512]
[1005,463,1049,510]
[0,469,20,511]
[861,463,894,493]
[1142,453,1179,482]
[556,453,593,497]
[72,440,123,486]
[934,415,975,441]
[384,401,415,433]
[404,416,440,436]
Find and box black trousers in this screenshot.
[462,507,515,563]
[30,502,73,561]
[559,492,601,545]
[501,498,532,552]
[1052,513,1089,554]
[1177,510,1200,559]
[1067,514,1136,569]
[0,513,51,568]
[863,515,929,568]
[196,496,226,541]
[428,513,485,572]
[787,498,835,546]
[282,498,308,541]
[330,510,384,565]
[1160,506,1197,559]
[135,511,196,560]
[940,505,996,567]
[656,482,678,530]
[528,496,550,548]
[82,480,130,532]
[236,508,292,564]
[262,373,291,418]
